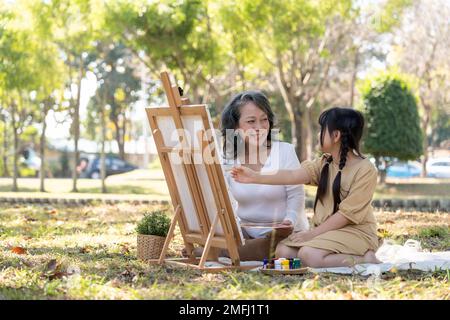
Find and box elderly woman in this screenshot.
[221,90,309,260]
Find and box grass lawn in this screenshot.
[0,203,448,300]
[0,169,450,201]
[0,170,171,201]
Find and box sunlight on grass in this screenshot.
[0,172,449,201]
[0,204,448,300]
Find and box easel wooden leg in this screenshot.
[198,214,220,268]
[157,205,181,264]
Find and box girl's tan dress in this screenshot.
[280,154,380,256]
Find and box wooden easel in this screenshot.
[145,71,258,272]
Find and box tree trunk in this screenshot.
[101,109,107,193]
[274,65,305,160]
[376,157,386,184]
[292,109,305,161]
[121,119,127,161]
[302,107,313,160]
[113,119,125,161]
[2,121,9,177]
[39,106,48,192]
[71,66,83,192]
[101,89,107,193]
[349,50,359,108]
[420,111,430,178]
[191,84,201,104]
[279,96,305,161]
[10,102,19,192]
[12,125,18,192]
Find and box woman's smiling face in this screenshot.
[237,102,270,147]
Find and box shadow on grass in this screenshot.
[76,185,167,195]
[0,184,168,196]
[0,186,39,192]
[29,245,134,263]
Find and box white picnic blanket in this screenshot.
[309,239,450,276]
[209,239,450,276]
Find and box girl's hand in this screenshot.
[288,230,315,243]
[230,166,259,184]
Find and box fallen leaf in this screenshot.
[344,292,354,300]
[79,246,92,253]
[119,269,136,283]
[11,246,27,255]
[48,209,58,215]
[47,271,68,280]
[385,220,395,224]
[120,243,130,255]
[45,259,58,272]
[42,259,69,280]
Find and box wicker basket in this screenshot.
[137,234,166,261]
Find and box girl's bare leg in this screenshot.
[298,246,381,268]
[275,243,299,258]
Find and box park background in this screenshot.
[0,0,449,300]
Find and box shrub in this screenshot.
[136,210,171,237]
[360,71,423,162]
[418,226,449,238]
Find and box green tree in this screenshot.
[20,0,66,191]
[87,42,141,161]
[360,71,423,182]
[0,8,12,177]
[217,0,413,160]
[85,91,110,192]
[0,11,40,190]
[216,0,357,160]
[391,0,450,176]
[430,107,450,149]
[84,41,141,192]
[46,0,104,192]
[106,0,223,103]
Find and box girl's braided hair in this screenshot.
[314,107,365,215]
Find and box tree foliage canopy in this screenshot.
[360,71,423,161]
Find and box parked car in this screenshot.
[79,156,137,179]
[386,161,422,178]
[426,158,450,178]
[19,147,41,177]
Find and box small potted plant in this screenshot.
[136,210,171,261]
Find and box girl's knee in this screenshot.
[275,243,295,258]
[298,246,322,267]
[274,244,288,258]
[297,246,310,260]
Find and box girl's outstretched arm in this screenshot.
[230,166,311,185]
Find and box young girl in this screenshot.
[231,107,382,268]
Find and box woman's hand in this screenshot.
[281,219,293,227]
[288,230,315,243]
[273,219,294,238]
[230,166,259,184]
